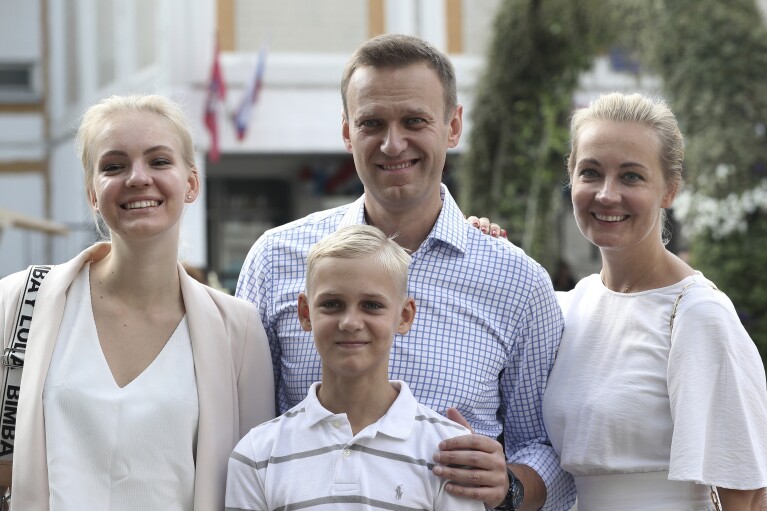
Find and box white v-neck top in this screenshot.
[42,264,198,511]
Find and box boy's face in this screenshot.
[298,255,415,381]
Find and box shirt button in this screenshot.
[332,420,342,428]
[342,449,351,457]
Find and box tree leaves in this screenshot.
[459,0,608,266]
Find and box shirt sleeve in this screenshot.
[226,436,268,511]
[236,235,283,410]
[501,267,576,511]
[668,286,767,489]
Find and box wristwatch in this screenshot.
[495,467,524,511]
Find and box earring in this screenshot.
[186,194,192,199]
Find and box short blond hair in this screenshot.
[306,225,411,297]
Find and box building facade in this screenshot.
[3,0,735,286]
[0,0,52,273]
[0,0,506,288]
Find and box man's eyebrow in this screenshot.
[354,106,432,119]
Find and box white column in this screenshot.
[417,0,446,50]
[179,151,208,267]
[115,0,135,81]
[385,0,417,35]
[384,0,447,49]
[77,0,99,102]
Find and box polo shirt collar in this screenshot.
[338,184,468,254]
[301,381,418,441]
[374,380,418,440]
[303,382,336,427]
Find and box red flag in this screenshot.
[204,40,226,163]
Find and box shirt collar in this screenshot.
[338,194,366,228]
[374,380,418,440]
[338,184,467,254]
[301,380,418,441]
[430,184,468,253]
[303,382,336,427]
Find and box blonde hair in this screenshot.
[306,225,411,297]
[76,94,197,199]
[567,92,684,193]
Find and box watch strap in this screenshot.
[495,467,524,511]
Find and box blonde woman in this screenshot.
[0,95,274,510]
[542,92,767,510]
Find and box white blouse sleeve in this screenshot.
[667,285,767,489]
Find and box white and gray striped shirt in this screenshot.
[226,380,484,511]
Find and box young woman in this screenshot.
[0,95,274,510]
[542,92,767,510]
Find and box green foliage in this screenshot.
[641,0,767,356]
[690,214,767,360]
[646,0,767,199]
[463,0,767,360]
[458,0,612,268]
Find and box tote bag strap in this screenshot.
[669,280,722,511]
[0,265,53,488]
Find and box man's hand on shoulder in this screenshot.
[432,408,509,508]
[433,409,547,510]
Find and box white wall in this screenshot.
[236,0,367,53]
[0,0,41,60]
[0,114,45,160]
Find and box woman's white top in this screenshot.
[542,273,767,510]
[43,264,199,511]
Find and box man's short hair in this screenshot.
[341,33,457,122]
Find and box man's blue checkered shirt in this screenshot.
[236,185,575,510]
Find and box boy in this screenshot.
[226,225,483,510]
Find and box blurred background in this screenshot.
[1,0,765,359]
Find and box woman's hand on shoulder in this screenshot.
[465,216,506,238]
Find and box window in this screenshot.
[0,63,38,102]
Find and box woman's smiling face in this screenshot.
[570,120,676,254]
[89,111,198,241]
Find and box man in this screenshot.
[237,34,575,511]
